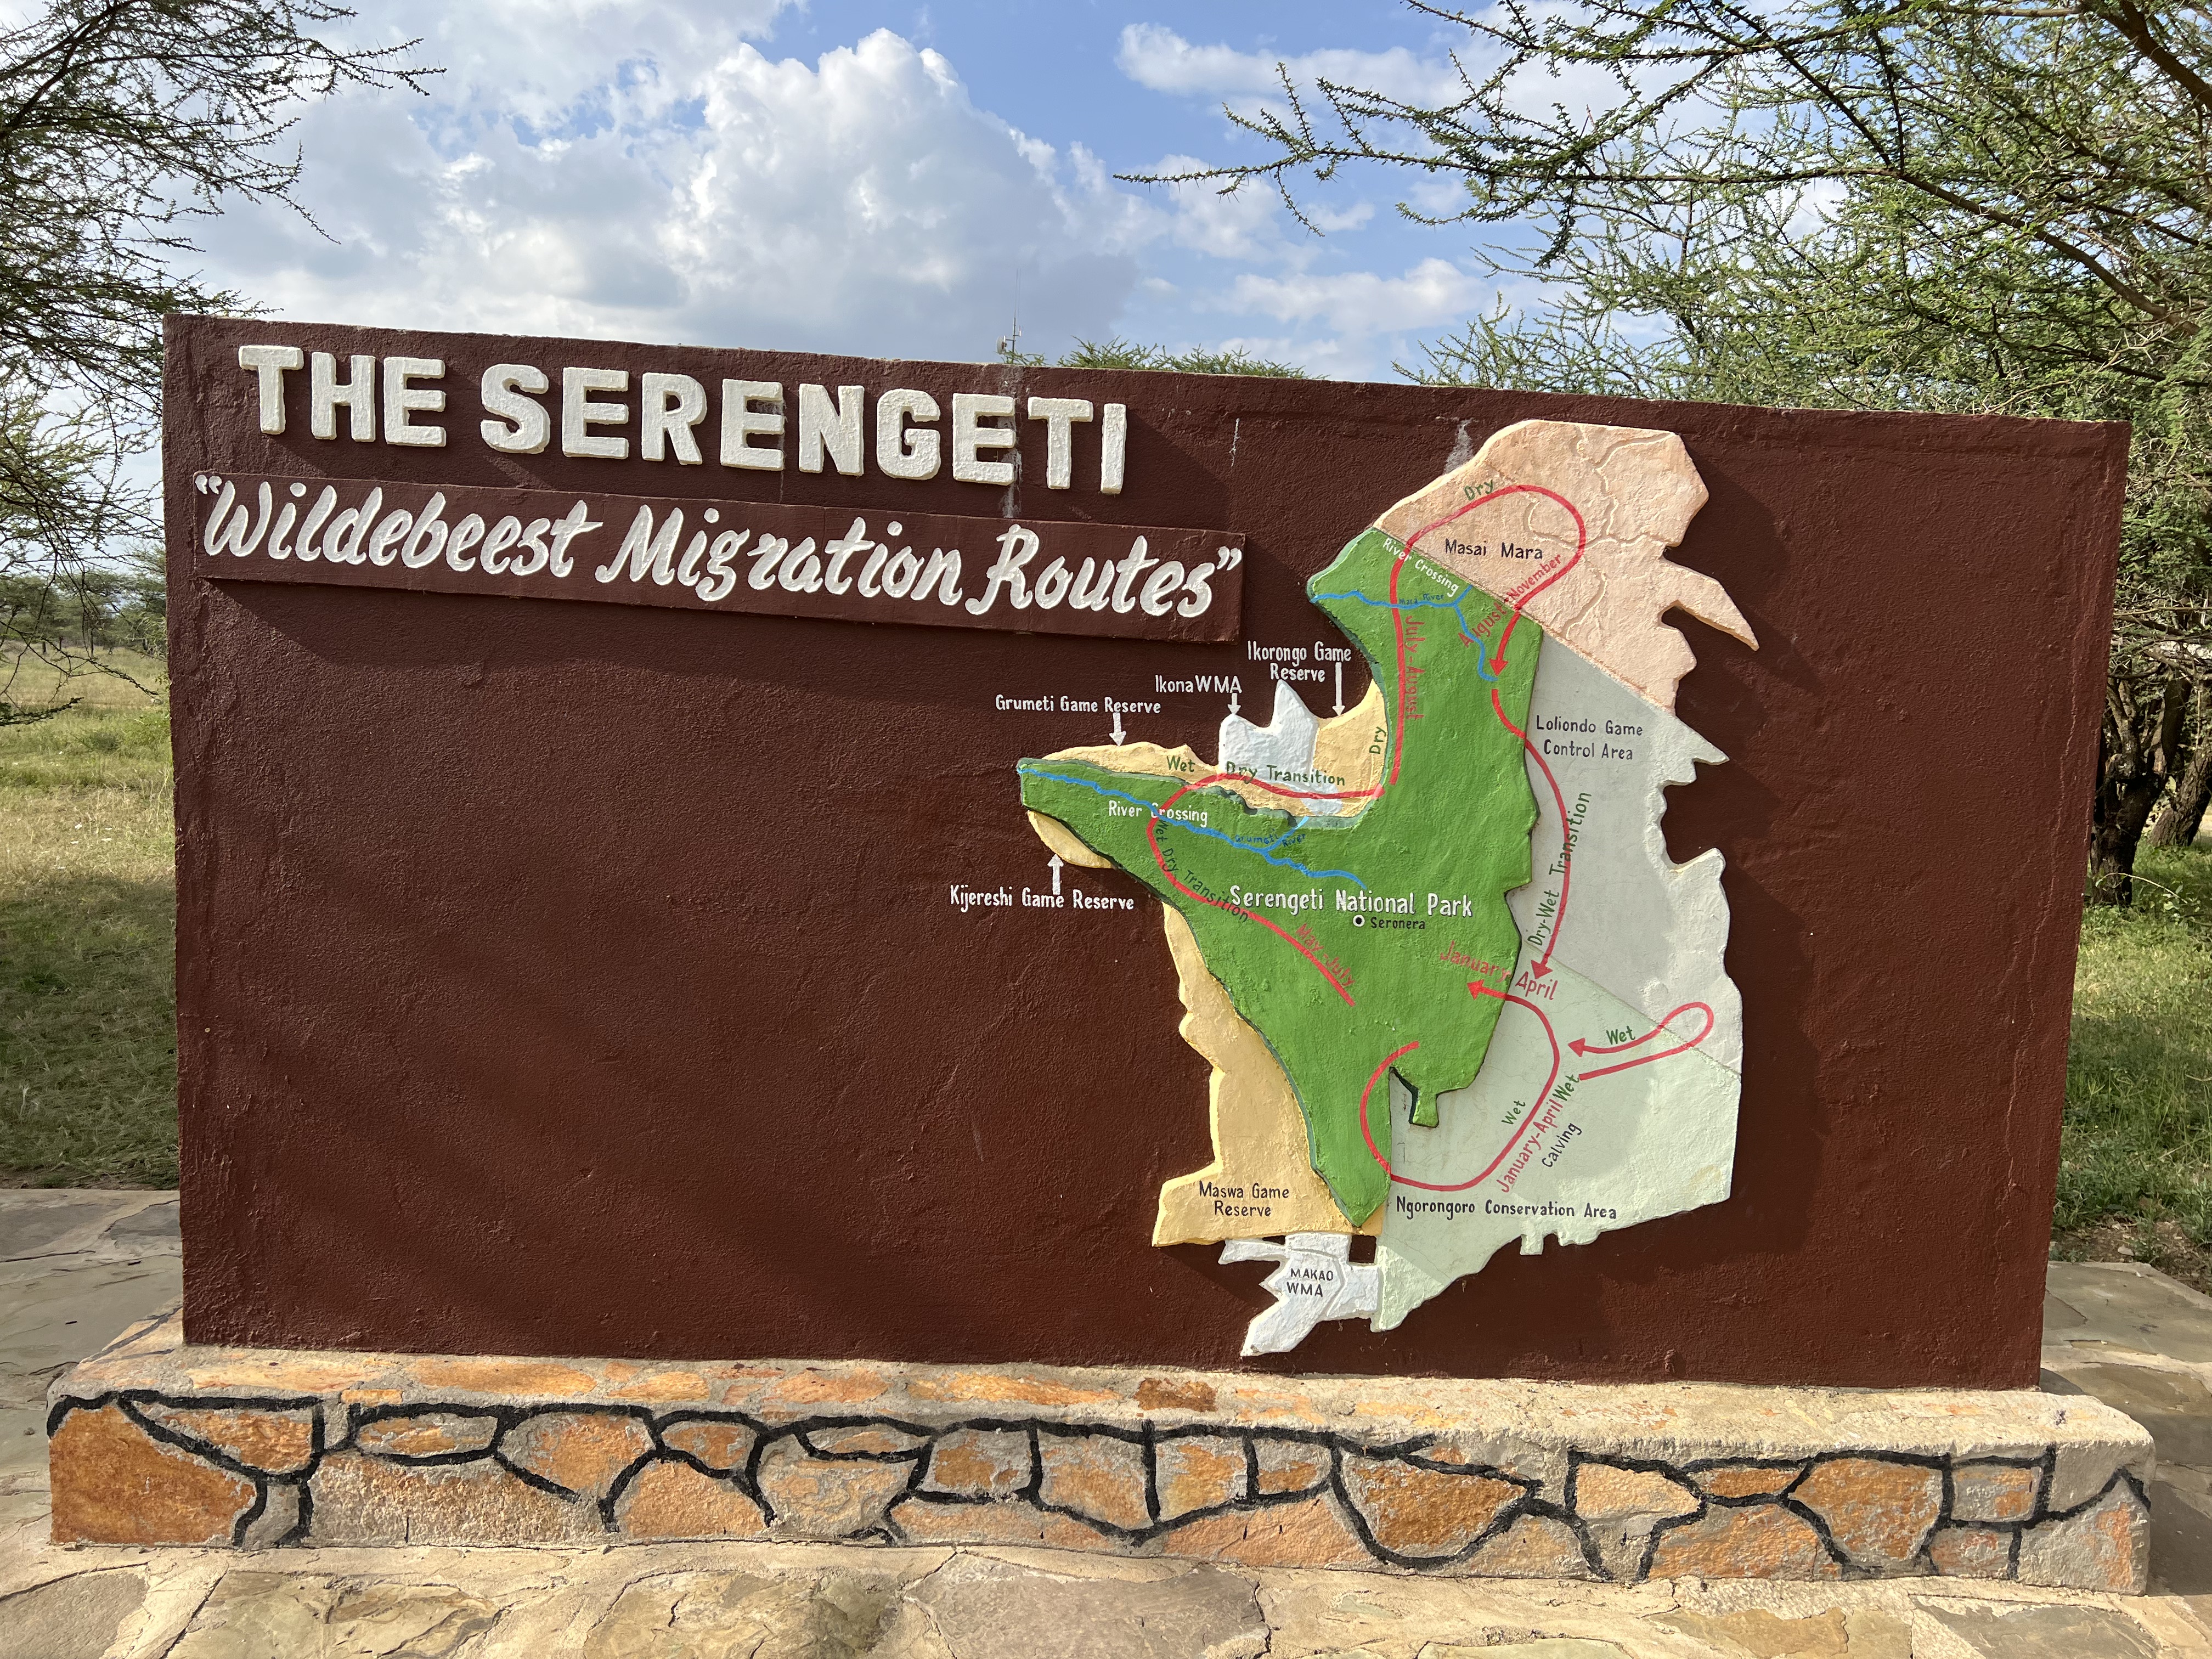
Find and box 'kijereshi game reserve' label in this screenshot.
[1018,419,1758,1353]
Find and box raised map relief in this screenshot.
[1018,420,1756,1353]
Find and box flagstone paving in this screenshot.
[6,1190,2212,1656]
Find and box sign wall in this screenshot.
[165,315,2123,1387]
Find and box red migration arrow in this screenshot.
[1570,1002,1716,1081]
[1396,484,1590,988]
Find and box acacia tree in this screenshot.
[1001,336,1310,377]
[0,1,431,716]
[1150,0,2212,901]
[2150,681,2212,847]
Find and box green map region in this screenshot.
[1018,527,1543,1224]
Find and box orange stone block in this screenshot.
[607,1370,712,1403]
[661,1419,757,1471]
[354,1413,498,1459]
[409,1358,596,1397]
[761,1369,888,1408]
[1951,1461,2039,1524]
[922,1427,1032,1499]
[755,1438,914,1539]
[1136,1376,1217,1413]
[1928,1523,2015,1578]
[909,1371,1117,1408]
[1252,1438,1330,1496]
[1339,1455,1517,1559]
[890,1496,1107,1549]
[1223,1388,1324,1426]
[1157,1436,1245,1521]
[1693,1462,1804,1500]
[2016,1485,2148,1593]
[1646,1504,1842,1582]
[501,1412,655,1499]
[49,1402,257,1545]
[1792,1457,1942,1569]
[146,1405,316,1475]
[1037,1432,1150,1531]
[183,1355,377,1392]
[614,1458,770,1540]
[1160,1494,1374,1569]
[1467,1513,1596,1577]
[308,1449,595,1546]
[1575,1461,1698,1522]
[1410,1440,1488,1465]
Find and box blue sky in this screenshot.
[190,2,1516,381]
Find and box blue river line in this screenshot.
[1019,768,1367,888]
[1312,586,1503,682]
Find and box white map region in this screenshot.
[1508,637,1744,1074]
[1220,1233,1380,1356]
[1218,682,1347,816]
[1376,958,1739,1329]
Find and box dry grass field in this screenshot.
[0,653,175,1185]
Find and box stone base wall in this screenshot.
[49,1314,2153,1592]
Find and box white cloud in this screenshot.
[1144,154,1293,263]
[1115,16,1648,132]
[1116,24,1472,112]
[197,19,1139,361]
[174,5,1505,383]
[1227,258,1487,336]
[362,0,791,129]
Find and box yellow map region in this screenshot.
[1026,687,1387,1245]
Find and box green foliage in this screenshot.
[1002,336,1310,378]
[0,550,164,723]
[0,3,430,708]
[1,2,434,405]
[1153,0,2212,903]
[0,693,169,790]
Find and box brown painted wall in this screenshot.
[164,314,2126,1387]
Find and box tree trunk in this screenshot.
[2148,682,2212,848]
[2089,674,2192,906]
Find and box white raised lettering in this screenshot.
[479,364,550,454]
[797,383,865,476]
[237,345,301,434]
[382,357,445,448]
[720,379,784,471]
[1026,396,1092,489]
[562,368,629,459]
[311,353,375,442]
[951,392,1015,485]
[876,390,940,481]
[640,372,708,464]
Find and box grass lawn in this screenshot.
[0,667,2207,1278]
[0,654,175,1186]
[2052,836,2212,1285]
